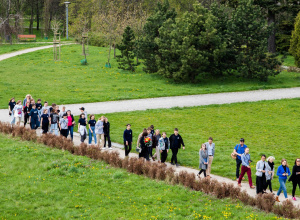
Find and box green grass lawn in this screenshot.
[278,55,296,67]
[0,44,300,109]
[0,134,279,219]
[0,43,52,55]
[81,99,300,196]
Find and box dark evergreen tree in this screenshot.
[138,0,177,73]
[117,26,136,72]
[289,12,300,67]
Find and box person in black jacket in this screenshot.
[169,128,185,167]
[103,117,112,149]
[123,124,133,156]
[289,158,300,201]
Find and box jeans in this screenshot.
[10,113,15,125]
[68,126,74,140]
[31,118,39,130]
[277,178,288,198]
[236,158,242,179]
[89,126,97,144]
[238,166,253,187]
[50,124,58,136]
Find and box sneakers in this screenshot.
[176,163,179,167]
[250,186,255,189]
[275,196,280,202]
[109,147,112,150]
[171,163,175,165]
[238,183,242,187]
[292,197,296,201]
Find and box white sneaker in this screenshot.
[109,147,112,150]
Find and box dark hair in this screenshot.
[90,114,95,119]
[126,124,131,126]
[142,130,148,136]
[147,127,151,130]
[32,104,36,107]
[174,128,178,131]
[162,132,167,135]
[281,159,288,167]
[208,137,213,141]
[37,99,41,101]
[240,138,245,142]
[295,158,300,165]
[150,125,154,129]
[261,154,266,158]
[52,103,56,107]
[81,113,85,118]
[9,97,15,102]
[51,109,55,113]
[44,101,48,104]
[63,113,67,117]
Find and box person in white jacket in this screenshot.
[13,100,23,126]
[256,154,267,194]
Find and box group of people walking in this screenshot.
[8,95,112,149]
[124,125,185,167]
[8,95,300,201]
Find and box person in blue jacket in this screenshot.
[29,104,40,130]
[275,159,291,202]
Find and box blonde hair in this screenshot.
[267,156,275,162]
[25,94,32,99]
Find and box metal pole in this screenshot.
[66,5,68,40]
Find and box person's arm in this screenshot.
[88,122,92,133]
[40,117,43,125]
[58,121,62,130]
[137,133,141,148]
[180,135,185,149]
[130,130,133,143]
[212,143,215,156]
[276,166,284,177]
[169,135,173,148]
[287,167,291,176]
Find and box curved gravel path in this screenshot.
[0,46,300,207]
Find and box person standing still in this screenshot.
[169,128,185,167]
[123,124,133,157]
[238,148,255,189]
[256,154,267,194]
[205,137,215,178]
[234,138,247,181]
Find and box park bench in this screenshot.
[17,34,36,42]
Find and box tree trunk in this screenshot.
[36,0,40,30]
[29,0,34,34]
[267,10,276,53]
[113,44,116,58]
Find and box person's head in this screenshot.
[63,113,68,119]
[79,107,85,112]
[10,97,15,102]
[90,114,95,120]
[81,113,85,119]
[150,125,154,130]
[261,154,266,161]
[37,99,41,103]
[155,129,160,135]
[267,156,275,163]
[126,124,131,130]
[52,103,56,108]
[174,128,178,135]
[26,94,31,100]
[244,147,249,154]
[30,99,35,104]
[16,100,21,105]
[26,101,30,107]
[162,132,167,138]
[43,109,48,114]
[201,143,206,151]
[104,117,108,122]
[296,158,300,166]
[32,104,36,109]
[147,127,151,134]
[62,106,66,111]
[51,109,55,113]
[67,110,71,116]
[100,116,105,121]
[240,138,245,145]
[55,106,59,110]
[44,101,48,106]
[281,159,288,167]
[142,128,147,137]
[208,137,213,144]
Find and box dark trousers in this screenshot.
[60,129,68,138]
[256,175,266,194]
[31,118,39,130]
[80,131,87,143]
[161,150,168,163]
[24,114,29,127]
[42,122,49,134]
[149,147,153,157]
[171,148,179,164]
[145,147,153,161]
[236,158,242,179]
[292,180,300,197]
[198,169,207,177]
[265,179,273,192]
[139,147,147,159]
[104,134,111,148]
[124,142,132,156]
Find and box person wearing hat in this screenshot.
[59,114,69,138]
[79,107,87,123]
[233,138,247,181]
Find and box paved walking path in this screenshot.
[1,45,300,206]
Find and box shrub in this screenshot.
[256,193,274,213]
[133,158,145,175]
[289,11,300,67]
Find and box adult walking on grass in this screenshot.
[234,138,247,181]
[265,156,275,193]
[123,124,133,157]
[288,158,300,201]
[256,154,267,194]
[205,137,215,178]
[198,143,209,178]
[88,115,97,145]
[238,148,255,189]
[169,128,185,167]
[104,117,112,149]
[13,100,23,126]
[78,113,88,143]
[95,116,104,148]
[66,110,75,140]
[159,132,170,164]
[8,97,16,125]
[276,159,291,202]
